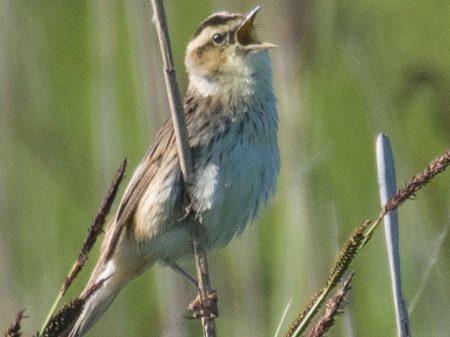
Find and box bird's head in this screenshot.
[185,6,275,97]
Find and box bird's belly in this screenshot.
[136,142,277,263]
[192,137,279,248]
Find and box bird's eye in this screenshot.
[212,33,225,45]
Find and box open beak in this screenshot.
[236,6,277,51]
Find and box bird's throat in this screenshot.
[189,73,220,97]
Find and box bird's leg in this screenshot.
[174,201,217,317]
[167,261,198,287]
[167,261,218,318]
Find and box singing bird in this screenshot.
[67,6,279,336]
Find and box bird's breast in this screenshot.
[191,103,279,248]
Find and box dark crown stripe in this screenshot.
[193,13,243,38]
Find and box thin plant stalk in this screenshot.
[408,214,450,314]
[39,160,126,336]
[285,148,450,337]
[376,134,411,337]
[149,1,216,336]
[305,273,354,337]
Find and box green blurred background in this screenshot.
[1,0,449,336]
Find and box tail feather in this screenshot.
[69,283,121,337]
[68,260,129,337]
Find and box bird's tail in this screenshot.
[66,259,132,337]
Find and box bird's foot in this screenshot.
[186,290,219,319]
[178,201,204,224]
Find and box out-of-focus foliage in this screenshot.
[1,0,449,336]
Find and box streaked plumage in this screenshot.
[67,7,279,337]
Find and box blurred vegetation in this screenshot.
[1,0,449,336]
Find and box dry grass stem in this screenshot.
[4,310,25,337]
[149,0,193,182]
[39,160,127,335]
[63,159,127,294]
[306,273,354,337]
[285,149,450,337]
[364,148,450,244]
[150,1,216,336]
[284,222,368,337]
[384,149,450,214]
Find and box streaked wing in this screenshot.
[100,92,205,263]
[102,118,178,262]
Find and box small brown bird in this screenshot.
[68,6,279,336]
